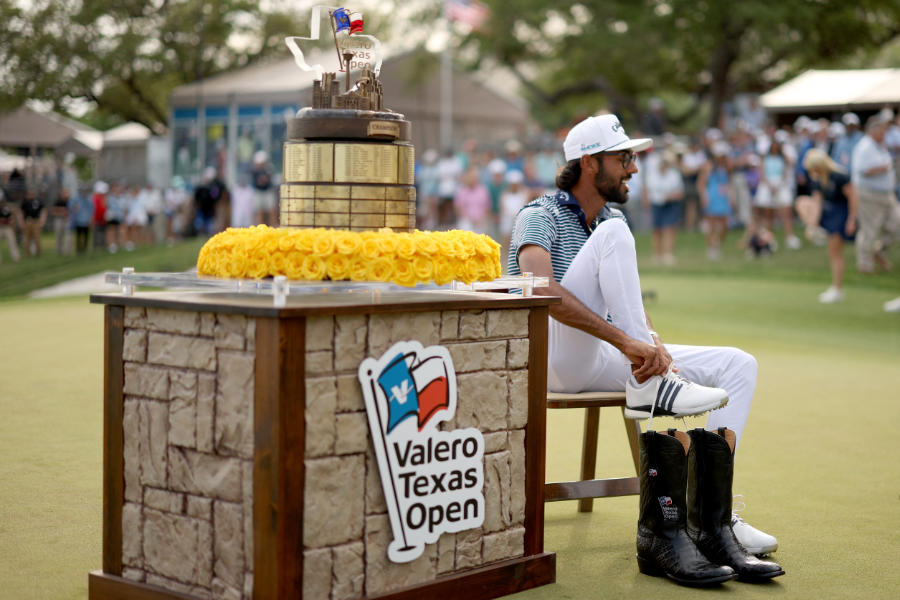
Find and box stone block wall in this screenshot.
[120,307,256,600]
[117,305,531,600]
[303,308,531,599]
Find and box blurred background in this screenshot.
[1,0,899,262]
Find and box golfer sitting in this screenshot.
[507,114,776,555]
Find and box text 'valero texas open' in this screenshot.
[359,340,485,563]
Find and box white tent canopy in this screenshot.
[0,105,102,155]
[760,68,900,113]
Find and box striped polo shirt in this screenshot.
[507,189,627,281]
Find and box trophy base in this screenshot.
[281,108,415,232]
[287,108,411,142]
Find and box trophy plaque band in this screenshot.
[280,108,416,232]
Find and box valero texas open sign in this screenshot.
[359,340,485,563]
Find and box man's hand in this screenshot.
[623,338,671,383]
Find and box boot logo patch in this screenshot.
[648,468,658,477]
[658,496,678,520]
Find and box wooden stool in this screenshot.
[544,391,642,512]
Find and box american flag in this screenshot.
[444,0,490,29]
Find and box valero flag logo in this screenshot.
[359,340,485,563]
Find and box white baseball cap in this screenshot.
[563,114,652,161]
[841,112,860,126]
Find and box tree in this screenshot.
[0,0,302,133]
[451,0,900,129]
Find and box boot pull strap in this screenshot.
[718,427,727,437]
[667,428,677,436]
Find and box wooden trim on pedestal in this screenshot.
[523,307,549,556]
[253,317,307,600]
[103,306,125,576]
[365,553,556,600]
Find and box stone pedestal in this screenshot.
[88,290,556,599]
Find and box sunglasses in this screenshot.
[594,150,637,169]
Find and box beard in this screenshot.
[594,165,630,204]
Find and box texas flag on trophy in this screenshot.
[377,351,451,434]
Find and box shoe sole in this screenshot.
[636,555,737,586]
[737,568,785,582]
[743,544,778,556]
[624,397,729,420]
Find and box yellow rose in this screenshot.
[292,230,315,252]
[412,256,434,282]
[366,256,393,282]
[475,236,494,256]
[360,237,381,260]
[264,237,280,254]
[434,257,455,286]
[334,231,361,255]
[349,256,369,281]
[453,238,473,260]
[312,231,336,256]
[269,252,288,276]
[326,253,351,281]
[300,255,326,280]
[285,253,305,280]
[395,234,416,259]
[247,255,269,279]
[392,259,416,287]
[434,236,454,257]
[278,235,294,252]
[412,231,438,255]
[375,233,397,257]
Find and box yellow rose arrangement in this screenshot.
[197,225,501,287]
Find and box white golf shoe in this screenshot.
[624,367,729,419]
[884,296,900,313]
[818,286,844,304]
[731,513,778,556]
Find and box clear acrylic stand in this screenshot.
[104,268,548,307]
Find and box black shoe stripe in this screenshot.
[666,383,683,412]
[655,379,667,410]
[658,380,675,412]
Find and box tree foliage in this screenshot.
[457,0,900,129]
[0,0,302,133]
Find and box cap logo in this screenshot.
[611,120,622,132]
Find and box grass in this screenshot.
[0,233,205,299]
[511,269,900,599]
[0,229,899,599]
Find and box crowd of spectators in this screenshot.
[0,149,281,261]
[413,106,900,283]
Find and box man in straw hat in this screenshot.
[507,114,782,580]
[851,114,899,273]
[803,148,858,303]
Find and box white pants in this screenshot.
[547,218,756,443]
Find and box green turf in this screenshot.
[1,233,899,599]
[0,297,103,600]
[0,234,205,299]
[512,272,900,599]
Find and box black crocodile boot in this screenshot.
[687,428,785,581]
[636,429,736,586]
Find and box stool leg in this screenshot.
[578,406,600,512]
[620,406,641,475]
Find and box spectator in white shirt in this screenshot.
[851,115,899,273]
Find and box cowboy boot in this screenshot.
[687,427,785,581]
[636,429,736,586]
